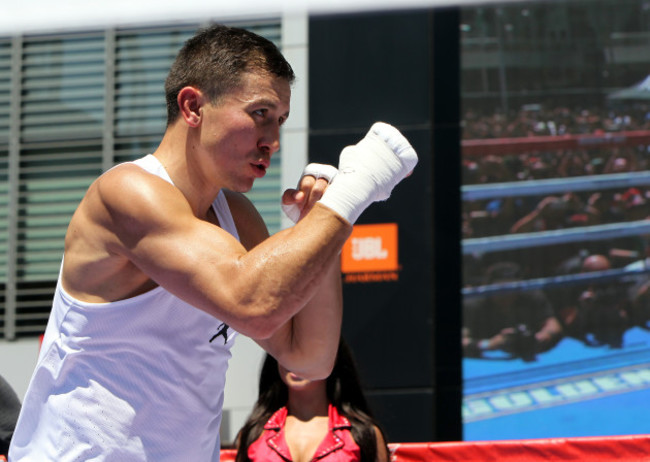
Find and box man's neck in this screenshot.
[154,129,221,219]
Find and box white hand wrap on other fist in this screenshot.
[282,163,339,223]
[319,122,418,224]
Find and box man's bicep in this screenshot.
[102,171,249,311]
[130,213,247,295]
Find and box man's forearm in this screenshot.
[287,254,343,378]
[255,252,343,379]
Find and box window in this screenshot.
[0,20,284,339]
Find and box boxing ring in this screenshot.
[220,436,650,461]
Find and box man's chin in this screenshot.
[227,182,254,194]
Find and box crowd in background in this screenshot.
[461,104,650,360]
[463,147,650,237]
[461,104,650,140]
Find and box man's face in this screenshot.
[197,71,291,192]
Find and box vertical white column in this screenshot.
[280,14,309,230]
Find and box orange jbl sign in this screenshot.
[341,223,398,273]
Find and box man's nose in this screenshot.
[259,125,281,154]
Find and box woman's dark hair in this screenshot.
[164,23,295,125]
[235,339,388,462]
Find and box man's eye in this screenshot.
[254,109,267,117]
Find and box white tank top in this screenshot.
[9,154,239,461]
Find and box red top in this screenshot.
[247,404,361,461]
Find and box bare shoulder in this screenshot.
[96,163,188,220]
[68,163,174,242]
[374,425,390,462]
[222,189,269,250]
[62,163,193,301]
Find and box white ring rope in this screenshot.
[463,220,650,255]
[463,171,650,201]
[463,172,650,296]
[462,265,650,298]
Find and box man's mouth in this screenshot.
[252,160,269,177]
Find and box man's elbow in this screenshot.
[239,320,278,340]
[229,302,292,340]
[286,353,336,381]
[302,361,335,381]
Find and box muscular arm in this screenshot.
[64,165,350,345]
[63,123,415,379]
[226,187,343,379]
[257,256,343,379]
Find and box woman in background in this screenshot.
[236,339,389,462]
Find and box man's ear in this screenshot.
[177,86,203,127]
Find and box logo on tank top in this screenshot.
[209,323,230,344]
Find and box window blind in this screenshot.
[1,19,284,339]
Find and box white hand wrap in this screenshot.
[318,122,418,224]
[282,163,339,223]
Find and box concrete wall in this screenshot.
[0,338,40,401]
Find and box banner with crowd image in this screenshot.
[460,0,650,438]
[461,129,650,439]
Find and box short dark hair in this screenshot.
[164,24,295,124]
